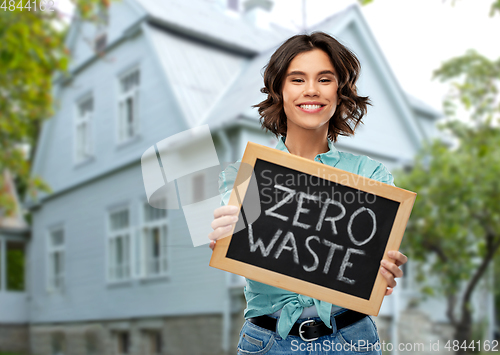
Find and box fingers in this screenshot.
[211,214,238,231]
[208,222,236,243]
[380,251,408,296]
[387,250,408,267]
[208,205,240,247]
[385,287,393,296]
[380,259,403,279]
[380,264,398,288]
[213,205,239,219]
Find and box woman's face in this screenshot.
[282,48,339,135]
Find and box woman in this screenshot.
[209,32,407,354]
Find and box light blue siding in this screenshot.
[29,162,227,323]
[37,32,188,197]
[68,0,146,72]
[21,0,454,336]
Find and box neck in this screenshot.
[284,128,330,160]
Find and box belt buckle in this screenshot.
[298,320,318,342]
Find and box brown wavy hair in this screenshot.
[252,31,371,142]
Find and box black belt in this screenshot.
[248,310,367,341]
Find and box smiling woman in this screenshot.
[255,32,370,153]
[282,49,340,144]
[208,31,408,355]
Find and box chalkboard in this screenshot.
[210,142,416,315]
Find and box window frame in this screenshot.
[74,93,94,165]
[142,330,163,355]
[115,331,130,355]
[116,65,141,146]
[46,226,65,294]
[106,205,133,284]
[93,4,108,53]
[138,198,170,280]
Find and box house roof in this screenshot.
[60,0,440,134]
[136,0,293,54]
[146,25,248,128]
[203,3,442,146]
[406,93,443,118]
[28,0,443,207]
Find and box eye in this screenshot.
[319,79,331,83]
[292,79,304,83]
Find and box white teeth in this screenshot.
[299,104,322,110]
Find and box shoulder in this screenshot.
[337,151,395,186]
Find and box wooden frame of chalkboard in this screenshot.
[210,141,416,316]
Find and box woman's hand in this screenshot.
[208,205,239,251]
[380,250,408,296]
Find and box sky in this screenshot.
[53,0,500,113]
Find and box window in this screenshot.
[51,332,65,355]
[116,332,130,355]
[228,0,239,11]
[228,273,246,288]
[6,241,26,291]
[94,33,107,53]
[85,331,99,355]
[141,202,168,277]
[75,96,93,163]
[48,229,65,292]
[143,331,162,355]
[108,209,131,282]
[118,69,140,143]
[94,5,108,52]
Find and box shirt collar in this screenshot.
[274,135,341,167]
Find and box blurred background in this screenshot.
[0,0,499,354]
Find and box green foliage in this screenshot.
[0,0,112,217]
[433,50,500,124]
[491,0,500,16]
[396,120,500,296]
[495,257,500,332]
[395,46,500,331]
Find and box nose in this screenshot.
[303,81,319,97]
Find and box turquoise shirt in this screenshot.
[218,136,395,339]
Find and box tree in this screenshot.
[357,0,500,350]
[0,0,111,217]
[395,50,500,353]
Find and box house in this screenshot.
[1,0,492,354]
[0,170,30,353]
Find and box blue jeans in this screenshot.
[236,310,382,355]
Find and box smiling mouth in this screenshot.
[299,105,325,110]
[297,104,325,113]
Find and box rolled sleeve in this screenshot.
[218,160,241,206]
[369,163,396,187]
